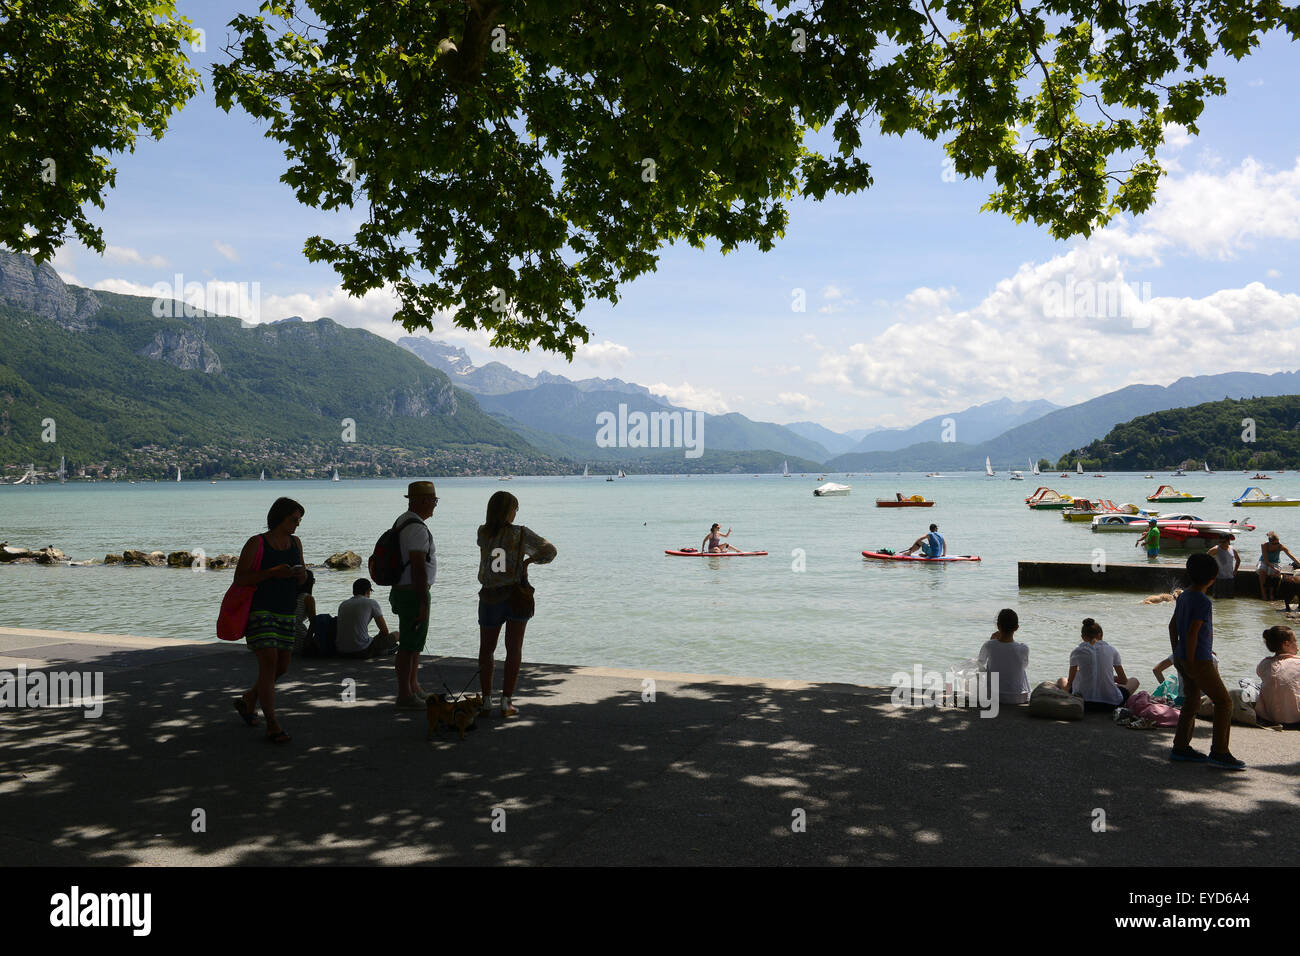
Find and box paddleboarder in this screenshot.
[902,524,945,558]
[702,523,740,553]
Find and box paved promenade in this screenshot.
[0,626,1295,866]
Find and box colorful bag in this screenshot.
[217,535,264,641]
[1126,691,1181,727]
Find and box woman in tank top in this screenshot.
[233,497,307,743]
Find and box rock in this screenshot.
[0,250,101,330]
[0,546,31,562]
[325,551,362,570]
[33,546,66,564]
[137,329,222,374]
[167,550,194,568]
[208,554,238,570]
[122,549,150,565]
[146,551,167,567]
[104,553,123,564]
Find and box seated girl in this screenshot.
[1057,618,1138,712]
[1256,626,1300,727]
[978,608,1029,705]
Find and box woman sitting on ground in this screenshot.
[1256,626,1300,727]
[1057,618,1138,712]
[978,608,1029,705]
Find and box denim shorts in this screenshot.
[478,599,531,628]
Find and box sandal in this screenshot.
[234,697,260,727]
[500,704,519,718]
[265,729,292,744]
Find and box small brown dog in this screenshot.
[426,694,483,740]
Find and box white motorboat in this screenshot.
[1009,470,1024,481]
[813,482,851,497]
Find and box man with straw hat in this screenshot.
[391,480,438,708]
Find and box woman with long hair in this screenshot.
[233,497,307,743]
[476,491,556,717]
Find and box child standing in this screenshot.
[1168,552,1245,769]
[978,609,1029,705]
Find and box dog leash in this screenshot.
[430,666,481,703]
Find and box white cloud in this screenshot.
[214,241,240,262]
[776,392,820,412]
[575,339,632,368]
[647,381,730,415]
[103,245,169,269]
[753,364,801,376]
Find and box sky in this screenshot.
[47,1,1300,434]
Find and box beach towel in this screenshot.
[1027,681,1084,720]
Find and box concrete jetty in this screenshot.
[0,626,1295,866]
[1019,561,1267,596]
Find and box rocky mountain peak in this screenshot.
[0,250,100,330]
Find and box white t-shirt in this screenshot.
[1211,546,1238,579]
[336,595,383,654]
[393,511,436,588]
[1069,640,1123,705]
[978,639,1030,704]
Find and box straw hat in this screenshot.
[405,480,437,498]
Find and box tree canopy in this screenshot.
[5,0,1296,355]
[0,0,200,261]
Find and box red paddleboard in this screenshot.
[861,550,981,563]
[666,548,768,557]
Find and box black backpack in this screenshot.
[368,516,426,586]
[304,614,337,657]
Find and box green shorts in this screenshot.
[390,588,430,653]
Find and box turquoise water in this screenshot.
[2,472,1297,686]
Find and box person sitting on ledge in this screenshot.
[978,608,1029,705]
[1256,625,1300,728]
[1056,617,1138,712]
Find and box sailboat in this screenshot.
[260,470,266,481]
[1076,461,1084,475]
[582,464,589,478]
[782,460,790,478]
[984,456,994,477]
[332,468,340,482]
[58,456,66,484]
[617,469,627,479]
[176,466,182,482]
[1204,461,1213,474]
[1031,458,1040,477]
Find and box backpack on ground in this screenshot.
[1027,681,1084,720]
[304,614,338,657]
[368,516,425,586]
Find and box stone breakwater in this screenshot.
[0,544,363,571]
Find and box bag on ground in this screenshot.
[1126,691,1180,727]
[303,614,338,657]
[1027,681,1084,720]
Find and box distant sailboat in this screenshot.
[176,466,182,482]
[985,456,995,477]
[58,456,66,484]
[1031,458,1040,476]
[582,465,589,478]
[1077,461,1083,475]
[332,468,340,482]
[617,469,627,479]
[260,470,266,481]
[1204,461,1213,474]
[782,460,790,478]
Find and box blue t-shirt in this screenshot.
[924,531,944,557]
[1173,589,1213,661]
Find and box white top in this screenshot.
[393,510,436,588]
[336,595,384,654]
[978,639,1030,704]
[1068,640,1123,705]
[293,593,311,641]
[1211,546,1238,578]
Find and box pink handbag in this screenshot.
[217,536,264,641]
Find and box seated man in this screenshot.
[336,578,397,659]
[903,523,945,558]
